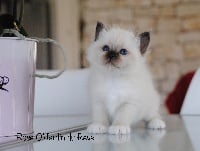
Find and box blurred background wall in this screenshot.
[0,0,200,103]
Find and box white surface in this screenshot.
[34,69,90,116]
[182,116,200,151]
[2,115,198,151]
[34,115,90,133]
[181,68,200,115]
[32,116,197,151]
[0,115,91,148]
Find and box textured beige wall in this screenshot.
[80,0,200,102]
[50,0,80,69]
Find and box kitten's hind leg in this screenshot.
[87,102,109,134]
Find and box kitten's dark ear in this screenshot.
[95,21,105,41]
[139,32,150,54]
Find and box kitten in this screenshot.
[87,22,166,134]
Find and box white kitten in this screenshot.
[87,22,165,134]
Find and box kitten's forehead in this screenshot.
[101,28,139,50]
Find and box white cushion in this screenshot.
[34,69,90,116]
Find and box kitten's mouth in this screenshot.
[105,59,120,68]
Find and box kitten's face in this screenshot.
[87,22,150,70]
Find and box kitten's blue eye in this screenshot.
[102,45,110,52]
[119,49,128,55]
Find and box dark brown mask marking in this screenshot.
[105,51,119,62]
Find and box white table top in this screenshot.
[0,115,199,151]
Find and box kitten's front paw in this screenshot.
[108,125,131,135]
[87,124,107,134]
[147,119,166,129]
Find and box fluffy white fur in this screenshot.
[87,26,165,134]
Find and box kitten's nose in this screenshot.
[107,51,118,60]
